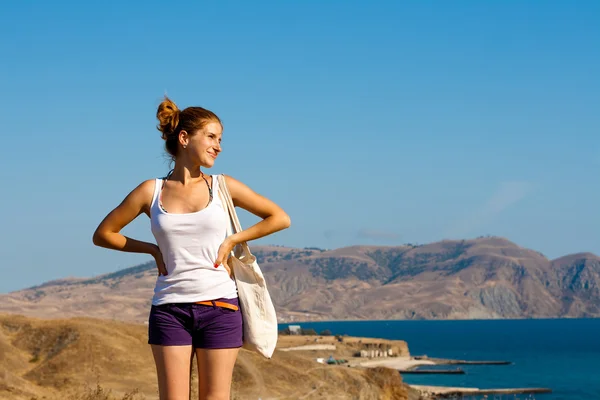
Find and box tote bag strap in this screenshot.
[217,174,255,262]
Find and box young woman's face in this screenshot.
[183,121,223,168]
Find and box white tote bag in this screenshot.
[217,174,278,359]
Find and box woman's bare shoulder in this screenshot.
[222,173,239,185]
[122,179,158,206]
[134,179,157,194]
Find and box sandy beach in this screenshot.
[410,385,479,395]
[354,356,436,370]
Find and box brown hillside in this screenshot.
[0,314,156,400]
[1,237,599,323]
[0,314,412,400]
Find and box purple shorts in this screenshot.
[148,298,243,349]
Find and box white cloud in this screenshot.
[446,181,533,238]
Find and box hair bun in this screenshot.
[156,96,180,139]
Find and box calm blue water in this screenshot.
[279,319,600,400]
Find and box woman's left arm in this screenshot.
[214,175,291,268]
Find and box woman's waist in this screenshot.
[152,276,237,304]
[153,297,239,308]
[157,266,229,282]
[160,251,219,269]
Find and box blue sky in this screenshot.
[1,1,599,293]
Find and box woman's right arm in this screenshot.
[92,180,168,276]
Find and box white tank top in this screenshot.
[150,174,238,306]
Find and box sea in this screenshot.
[278,318,600,400]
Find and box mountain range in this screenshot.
[1,236,599,323]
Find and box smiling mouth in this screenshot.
[208,152,217,159]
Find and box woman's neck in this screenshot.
[169,162,204,185]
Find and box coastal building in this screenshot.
[355,342,394,358]
[288,325,302,335]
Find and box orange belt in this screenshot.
[195,300,239,312]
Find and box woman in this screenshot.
[92,96,291,400]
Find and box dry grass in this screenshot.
[61,384,145,400]
[1,314,412,400]
[22,383,146,400]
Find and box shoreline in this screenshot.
[351,356,436,370]
[278,316,596,324]
[353,355,552,398]
[409,385,552,398]
[352,355,512,371]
